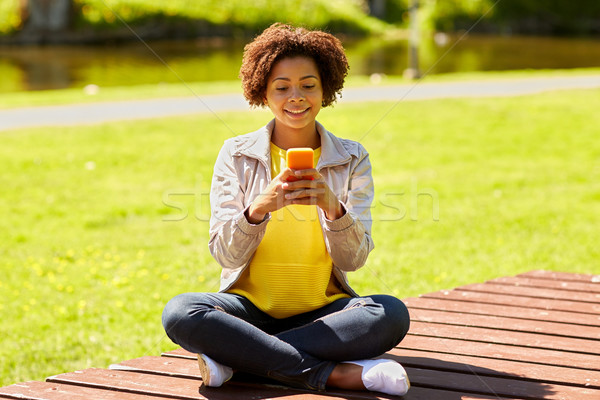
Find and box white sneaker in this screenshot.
[197,354,233,387]
[344,359,410,396]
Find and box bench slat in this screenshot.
[423,289,600,314]
[404,296,600,327]
[402,386,522,400]
[0,377,525,400]
[162,348,195,359]
[489,276,600,293]
[162,347,600,388]
[408,320,599,354]
[458,282,600,304]
[399,335,599,370]
[404,366,599,400]
[519,270,600,283]
[407,307,600,339]
[111,357,525,399]
[0,381,177,400]
[47,368,391,400]
[105,356,598,400]
[111,356,198,378]
[389,348,600,388]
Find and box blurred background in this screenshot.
[1,0,599,92]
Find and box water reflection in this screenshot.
[0,34,599,93]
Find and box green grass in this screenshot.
[1,87,599,386]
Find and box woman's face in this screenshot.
[264,56,323,134]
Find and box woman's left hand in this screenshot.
[283,169,345,220]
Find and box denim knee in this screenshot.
[162,293,198,345]
[370,295,411,349]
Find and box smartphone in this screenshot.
[286,147,314,182]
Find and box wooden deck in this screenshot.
[1,269,599,399]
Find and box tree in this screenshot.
[20,0,72,33]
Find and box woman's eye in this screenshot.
[304,85,315,89]
[276,87,287,91]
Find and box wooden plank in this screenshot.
[408,320,599,354]
[404,366,599,400]
[457,282,600,304]
[110,357,529,400]
[46,368,396,400]
[162,347,195,359]
[404,386,523,400]
[423,289,600,314]
[398,335,600,371]
[490,276,600,293]
[92,357,598,400]
[7,270,600,400]
[404,296,600,327]
[111,356,199,378]
[407,307,600,339]
[0,376,513,400]
[519,270,600,283]
[0,380,176,400]
[388,347,600,389]
[163,347,600,389]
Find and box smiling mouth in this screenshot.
[285,108,310,115]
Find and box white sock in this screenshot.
[198,354,233,387]
[343,359,410,396]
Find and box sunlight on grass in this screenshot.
[1,88,599,386]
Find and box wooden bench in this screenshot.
[1,269,599,399]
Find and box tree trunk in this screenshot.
[22,0,72,32]
[368,0,386,19]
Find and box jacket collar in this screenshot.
[234,119,352,169]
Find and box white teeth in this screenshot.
[286,109,307,114]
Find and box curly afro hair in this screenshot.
[239,23,349,108]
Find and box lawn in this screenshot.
[1,87,599,386]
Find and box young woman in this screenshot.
[162,23,411,396]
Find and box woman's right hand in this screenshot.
[246,168,299,224]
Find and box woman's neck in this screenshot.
[271,121,320,150]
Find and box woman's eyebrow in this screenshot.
[272,75,319,82]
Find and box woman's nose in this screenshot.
[289,86,304,101]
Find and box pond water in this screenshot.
[0,34,599,93]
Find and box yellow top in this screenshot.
[227,143,349,318]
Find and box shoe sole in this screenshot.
[197,354,212,386]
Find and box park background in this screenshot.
[1,0,599,387]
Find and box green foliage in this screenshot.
[420,0,600,35]
[0,0,21,34]
[72,0,387,34]
[0,0,388,36]
[1,80,599,385]
[420,0,495,32]
[372,0,411,24]
[489,0,600,35]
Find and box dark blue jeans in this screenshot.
[162,292,410,391]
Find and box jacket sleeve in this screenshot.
[321,144,375,271]
[208,142,269,271]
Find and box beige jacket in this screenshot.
[209,119,374,297]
